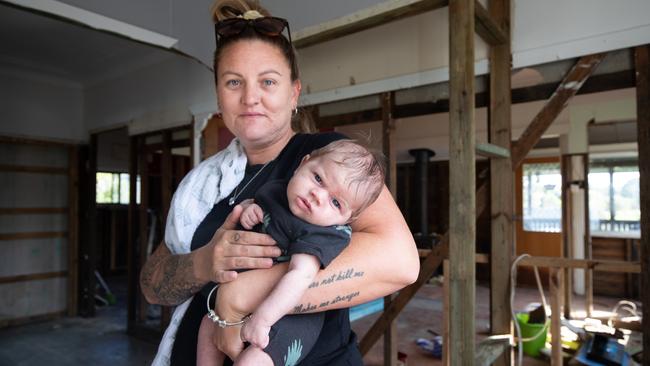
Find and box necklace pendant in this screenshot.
[228,197,236,206]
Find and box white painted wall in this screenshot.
[299,0,650,103]
[84,56,216,135]
[0,71,84,143]
[334,87,636,163]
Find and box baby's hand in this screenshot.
[240,201,264,230]
[241,315,271,349]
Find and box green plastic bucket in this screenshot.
[515,313,548,357]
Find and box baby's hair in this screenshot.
[309,140,385,221]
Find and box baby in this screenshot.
[198,139,385,366]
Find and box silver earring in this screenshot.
[293,107,298,116]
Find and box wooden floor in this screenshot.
[353,281,622,365]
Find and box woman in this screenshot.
[140,1,419,365]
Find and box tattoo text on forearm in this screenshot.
[141,253,205,305]
[293,267,364,314]
[307,267,364,289]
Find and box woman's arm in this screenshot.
[214,186,419,357]
[140,205,281,306]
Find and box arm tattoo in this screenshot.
[292,267,364,314]
[140,250,206,306]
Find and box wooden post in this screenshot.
[67,145,79,316]
[549,268,564,366]
[634,44,650,366]
[443,259,450,366]
[560,155,573,318]
[449,0,476,364]
[381,91,398,366]
[487,1,512,365]
[138,140,150,323]
[127,136,138,333]
[160,132,173,330]
[582,154,593,317]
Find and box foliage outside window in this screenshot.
[589,162,640,234]
[522,163,562,233]
[96,172,140,204]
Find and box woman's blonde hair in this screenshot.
[211,0,312,133]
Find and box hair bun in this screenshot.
[211,0,270,22]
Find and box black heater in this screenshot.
[409,148,436,248]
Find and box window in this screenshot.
[589,161,640,233]
[96,172,140,204]
[522,162,562,232]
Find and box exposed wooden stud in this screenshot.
[161,131,173,330]
[0,231,67,240]
[634,44,650,366]
[0,164,67,175]
[582,154,593,317]
[0,271,68,284]
[442,259,450,366]
[549,268,563,366]
[474,0,507,45]
[449,0,476,363]
[517,256,641,273]
[293,0,449,49]
[67,145,79,316]
[138,139,150,323]
[381,91,397,366]
[127,136,139,333]
[0,135,73,148]
[0,310,66,329]
[511,53,606,169]
[0,207,67,215]
[487,1,513,365]
[560,155,573,319]
[475,142,510,159]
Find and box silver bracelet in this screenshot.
[206,284,251,328]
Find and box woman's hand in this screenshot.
[140,205,281,306]
[194,204,282,284]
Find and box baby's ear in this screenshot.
[299,154,310,166]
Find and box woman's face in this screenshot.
[216,39,300,150]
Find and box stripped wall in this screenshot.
[0,142,71,324]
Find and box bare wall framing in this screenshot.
[0,136,79,327]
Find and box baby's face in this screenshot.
[286,154,358,226]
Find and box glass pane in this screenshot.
[588,171,611,228]
[112,173,119,203]
[96,172,113,203]
[612,170,640,223]
[522,163,562,232]
[136,175,141,205]
[120,173,130,204]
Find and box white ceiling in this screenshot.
[0,3,178,87]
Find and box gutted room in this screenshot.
[0,0,648,365]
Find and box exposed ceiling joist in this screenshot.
[294,0,508,49]
[474,0,508,45]
[294,0,449,49]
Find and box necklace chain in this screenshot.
[228,161,271,206]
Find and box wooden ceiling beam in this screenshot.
[313,69,633,130]
[510,53,607,169]
[474,0,508,45]
[294,0,449,49]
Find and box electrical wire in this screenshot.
[510,254,550,366]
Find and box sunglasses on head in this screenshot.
[214,16,291,46]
